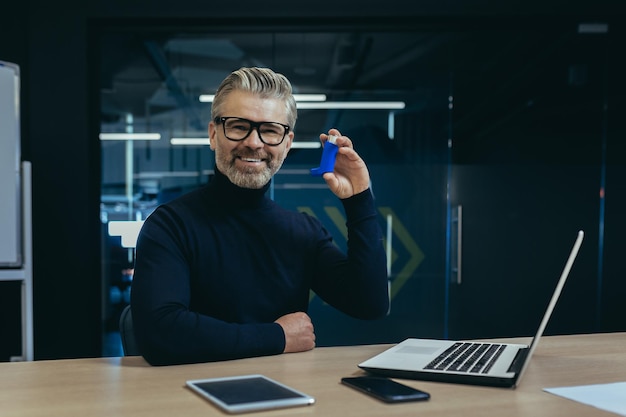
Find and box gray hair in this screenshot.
[211,67,297,129]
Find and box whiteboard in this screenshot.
[0,60,22,267]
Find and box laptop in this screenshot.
[358,230,584,389]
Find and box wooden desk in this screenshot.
[1,333,625,416]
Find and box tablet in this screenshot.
[186,374,315,414]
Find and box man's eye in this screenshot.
[261,127,280,135]
[229,123,249,131]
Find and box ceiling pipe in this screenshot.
[143,40,204,131]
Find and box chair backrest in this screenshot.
[119,304,140,356]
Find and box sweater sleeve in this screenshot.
[130,206,286,366]
[310,188,390,320]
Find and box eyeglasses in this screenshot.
[215,117,290,146]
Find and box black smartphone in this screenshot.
[340,376,430,403]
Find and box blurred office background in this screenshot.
[0,0,624,360]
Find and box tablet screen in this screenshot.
[186,374,315,413]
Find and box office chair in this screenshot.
[119,304,140,356]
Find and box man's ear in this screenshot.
[208,122,217,150]
[284,131,294,154]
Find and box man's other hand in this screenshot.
[275,312,316,353]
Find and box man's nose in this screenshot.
[242,126,264,147]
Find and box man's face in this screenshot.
[209,90,294,189]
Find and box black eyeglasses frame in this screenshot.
[214,116,291,146]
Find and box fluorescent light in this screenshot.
[168,137,319,148]
[578,23,608,33]
[171,137,210,145]
[388,112,395,140]
[297,101,405,110]
[199,93,403,109]
[293,94,326,101]
[100,133,161,140]
[291,141,321,149]
[199,93,327,103]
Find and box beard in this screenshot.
[216,148,286,189]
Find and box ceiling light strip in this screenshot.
[293,94,327,102]
[199,94,327,103]
[291,141,321,149]
[169,137,320,149]
[170,138,210,145]
[100,133,161,140]
[297,102,405,110]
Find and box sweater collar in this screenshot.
[209,168,271,208]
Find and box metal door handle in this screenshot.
[451,205,462,285]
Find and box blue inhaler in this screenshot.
[310,135,339,177]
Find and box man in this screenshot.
[131,66,389,365]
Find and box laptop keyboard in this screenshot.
[424,342,506,374]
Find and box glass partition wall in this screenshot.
[99,20,622,356]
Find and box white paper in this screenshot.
[544,382,626,416]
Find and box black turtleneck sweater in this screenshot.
[131,169,389,365]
